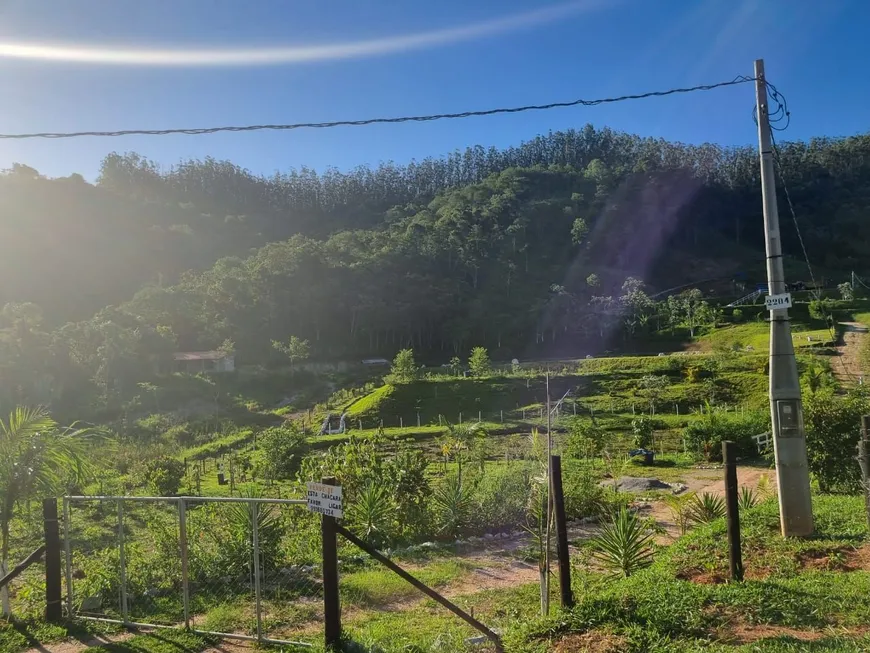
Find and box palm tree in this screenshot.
[0,407,100,615]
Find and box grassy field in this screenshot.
[508,494,870,653]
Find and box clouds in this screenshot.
[0,0,612,67]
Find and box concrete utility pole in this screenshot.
[754,59,813,536]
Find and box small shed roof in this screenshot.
[173,351,228,361]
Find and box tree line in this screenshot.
[1,125,870,415]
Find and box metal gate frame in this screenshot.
[64,495,313,648]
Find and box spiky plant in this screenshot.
[738,486,759,512]
[349,481,395,546]
[686,492,726,525]
[591,508,655,578]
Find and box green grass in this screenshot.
[507,493,870,653]
[344,384,395,419]
[700,321,834,351]
[80,630,217,653]
[340,559,473,607]
[0,619,121,653]
[178,429,254,461]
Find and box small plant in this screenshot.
[664,492,696,535]
[432,475,473,539]
[686,492,726,525]
[738,486,758,512]
[631,416,655,450]
[590,508,655,578]
[757,474,773,497]
[349,482,395,546]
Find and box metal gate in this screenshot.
[63,495,321,647]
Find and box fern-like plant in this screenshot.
[590,508,655,578]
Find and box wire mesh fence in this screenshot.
[64,496,322,646]
[2,503,48,619]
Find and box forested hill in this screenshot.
[1,125,869,411]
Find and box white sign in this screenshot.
[765,293,792,310]
[306,482,343,518]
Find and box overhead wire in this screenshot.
[0,75,757,140]
[766,113,856,383]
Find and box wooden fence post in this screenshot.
[549,456,573,608]
[722,442,743,582]
[858,416,870,531]
[43,498,63,621]
[321,477,341,650]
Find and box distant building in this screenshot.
[361,358,390,366]
[173,351,235,374]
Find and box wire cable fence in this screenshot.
[63,496,321,647]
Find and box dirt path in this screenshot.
[23,632,135,653]
[639,464,773,539]
[833,321,867,388]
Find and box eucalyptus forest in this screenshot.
[2,126,869,415]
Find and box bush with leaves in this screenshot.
[564,419,607,462]
[804,389,869,492]
[631,416,656,450]
[388,348,417,384]
[298,435,429,543]
[139,456,185,496]
[187,489,284,584]
[682,405,769,462]
[470,465,532,532]
[255,423,307,481]
[468,346,491,377]
[562,464,606,520]
[590,508,655,578]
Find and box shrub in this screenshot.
[562,465,606,520]
[163,423,195,447]
[468,347,491,377]
[389,348,417,384]
[565,419,608,461]
[298,436,430,543]
[349,481,396,547]
[140,456,185,495]
[804,390,869,492]
[255,424,307,481]
[471,465,532,531]
[683,406,768,461]
[631,416,656,450]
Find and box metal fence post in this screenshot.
[43,499,63,621]
[252,502,263,643]
[178,498,190,629]
[63,498,73,618]
[118,501,129,621]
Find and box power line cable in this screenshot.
[0,75,757,140]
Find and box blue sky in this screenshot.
[0,0,865,180]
